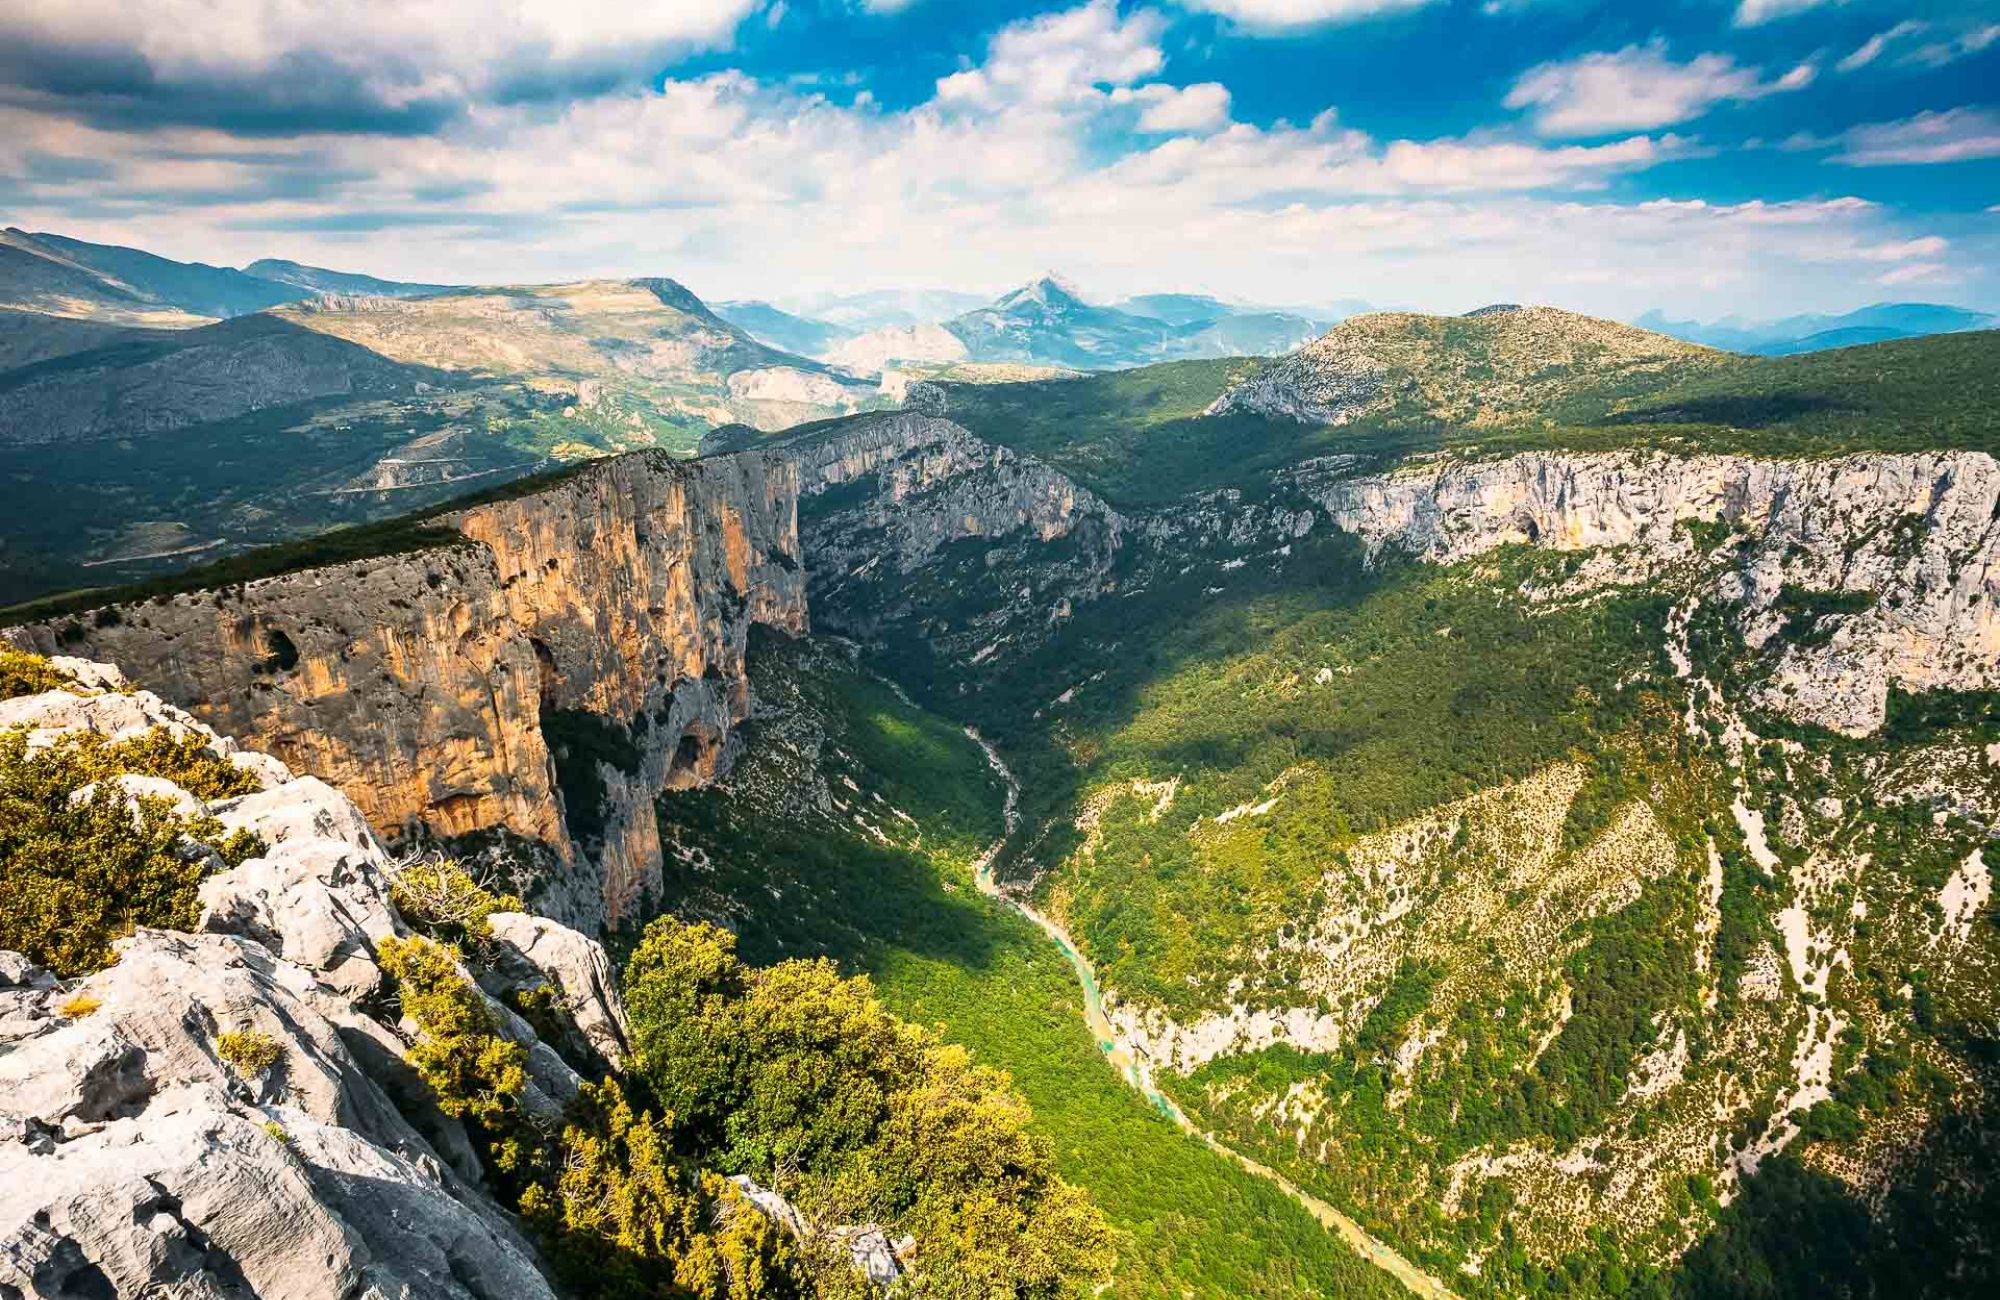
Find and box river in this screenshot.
[963,726,1460,1300]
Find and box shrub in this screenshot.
[376,935,529,1133]
[216,1028,284,1078]
[0,649,68,701]
[57,991,101,1017]
[263,1120,293,1145]
[522,1078,809,1300]
[80,729,265,800]
[623,916,1115,1299]
[389,856,523,959]
[0,728,264,976]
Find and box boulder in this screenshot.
[70,773,208,823]
[200,838,403,999]
[0,685,211,748]
[208,777,391,865]
[0,931,554,1300]
[485,912,632,1070]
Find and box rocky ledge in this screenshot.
[0,659,631,1300]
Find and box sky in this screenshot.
[2,0,1996,321]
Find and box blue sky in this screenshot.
[2,0,1995,320]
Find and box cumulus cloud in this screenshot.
[0,0,761,128]
[935,0,1163,109]
[0,0,1981,317]
[1833,108,2000,165]
[1175,0,1436,30]
[1113,82,1234,133]
[1506,41,1813,137]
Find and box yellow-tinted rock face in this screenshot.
[8,450,806,928]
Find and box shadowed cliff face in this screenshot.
[6,451,806,928]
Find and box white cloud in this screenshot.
[2,1,1984,319]
[1836,21,1926,72]
[1834,108,2000,165]
[936,0,1163,109]
[1836,20,2000,73]
[1876,261,1949,286]
[1506,41,1813,137]
[0,0,761,119]
[1175,0,1436,30]
[1853,236,1949,261]
[1733,0,1840,28]
[1114,82,1234,133]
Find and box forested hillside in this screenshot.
[777,323,2000,1298]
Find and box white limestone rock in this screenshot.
[484,912,632,1070]
[208,776,391,865]
[1307,449,2000,735]
[0,931,554,1300]
[69,773,208,823]
[199,838,404,999]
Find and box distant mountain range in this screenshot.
[0,228,445,326]
[1635,302,1995,356]
[722,274,1340,374]
[0,230,881,601]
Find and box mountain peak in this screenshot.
[998,273,1086,312]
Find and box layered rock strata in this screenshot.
[6,450,807,927]
[1303,449,2000,734]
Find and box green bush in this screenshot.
[522,1078,809,1300]
[381,932,839,1299]
[216,1028,284,1078]
[623,916,1116,1299]
[0,727,264,975]
[0,649,69,700]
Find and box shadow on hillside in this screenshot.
[1672,1075,2000,1298]
[1605,393,1846,429]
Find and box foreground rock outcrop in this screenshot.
[0,664,622,1300]
[6,450,808,927]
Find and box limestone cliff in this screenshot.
[5,451,807,927]
[1302,449,2000,734]
[745,411,1126,671]
[0,658,621,1300]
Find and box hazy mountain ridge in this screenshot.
[0,228,450,324]
[1637,302,1996,356]
[0,237,885,601]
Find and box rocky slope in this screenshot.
[722,411,1128,674]
[772,402,2000,1288]
[0,658,628,1300]
[5,450,807,927]
[276,279,876,434]
[1303,448,2000,734]
[0,313,438,448]
[1208,305,1719,426]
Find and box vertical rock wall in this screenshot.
[5,450,806,927]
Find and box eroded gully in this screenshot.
[963,726,1459,1300]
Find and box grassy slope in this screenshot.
[934,330,2000,508]
[650,633,1405,1300]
